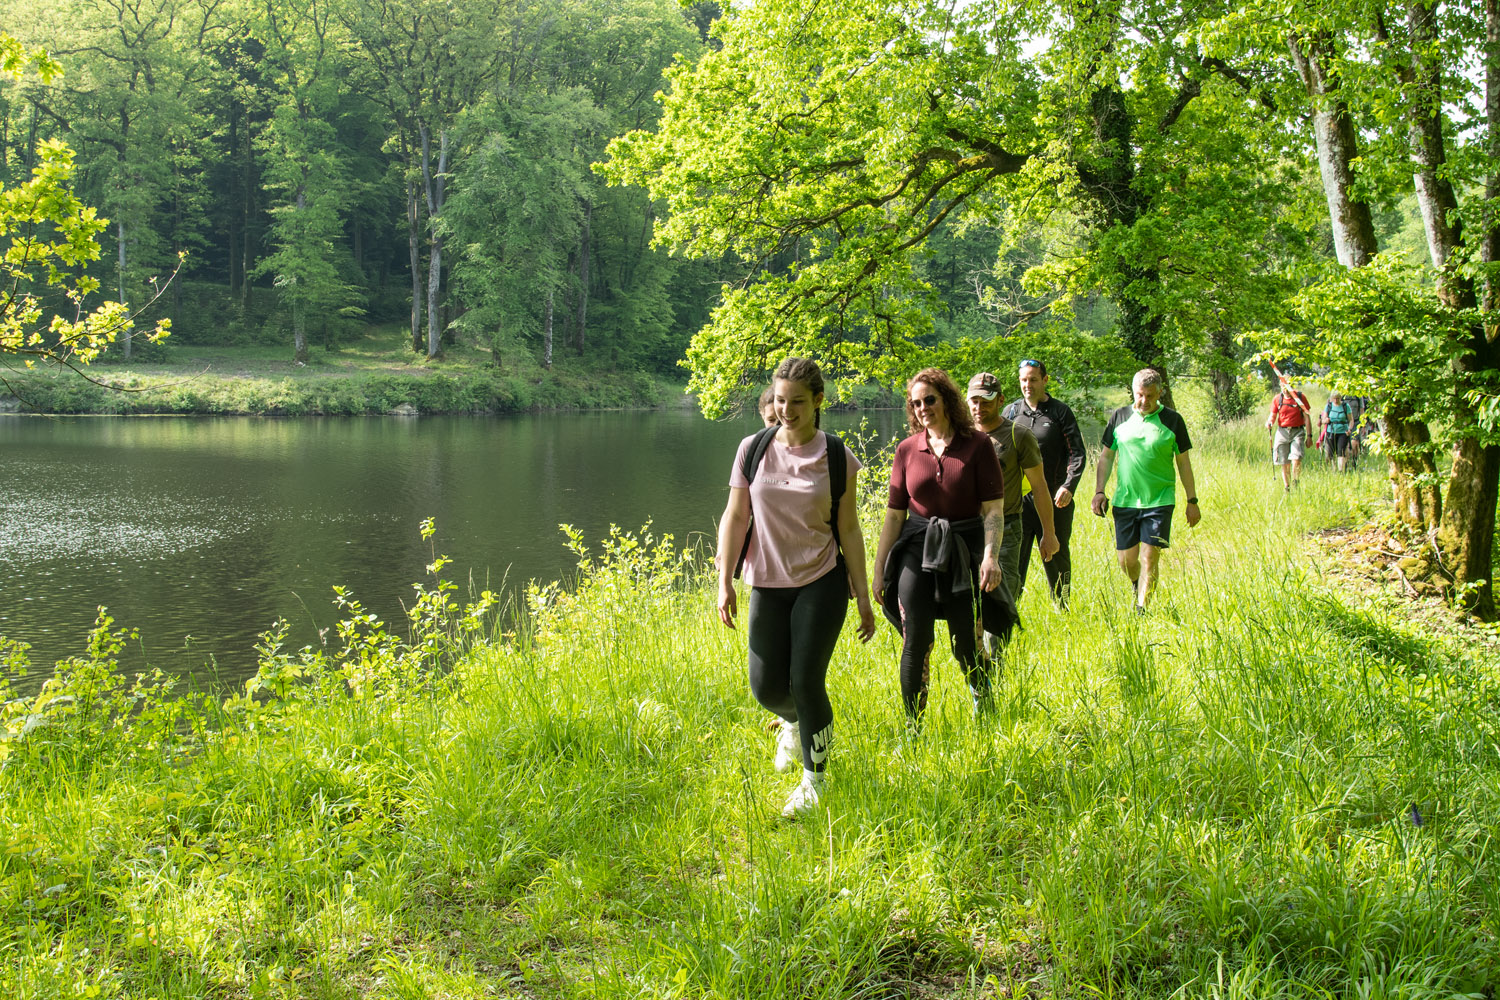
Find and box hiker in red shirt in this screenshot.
[1265,381,1312,492]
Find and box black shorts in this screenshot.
[1113,505,1174,550]
[1330,432,1350,456]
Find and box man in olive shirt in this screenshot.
[969,373,1058,655]
[1004,360,1086,608]
[1090,369,1200,613]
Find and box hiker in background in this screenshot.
[716,358,874,819]
[1092,369,1200,614]
[1266,379,1312,492]
[872,368,1012,724]
[758,385,778,427]
[1319,391,1354,473]
[967,371,1057,661]
[1004,359,1086,608]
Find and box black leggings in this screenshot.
[1018,495,1074,605]
[747,565,847,773]
[895,544,988,717]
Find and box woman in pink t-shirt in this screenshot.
[716,358,875,819]
[872,367,1011,724]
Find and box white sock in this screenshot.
[803,768,824,787]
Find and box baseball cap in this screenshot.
[967,372,1001,400]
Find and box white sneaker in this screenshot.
[781,777,823,819]
[772,720,800,774]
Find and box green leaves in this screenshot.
[0,129,170,367]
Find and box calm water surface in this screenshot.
[0,409,901,690]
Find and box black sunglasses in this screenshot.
[910,394,938,409]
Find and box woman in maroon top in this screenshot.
[872,368,1012,722]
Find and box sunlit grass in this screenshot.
[0,411,1495,999]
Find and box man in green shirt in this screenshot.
[1090,369,1201,613]
[968,372,1058,653]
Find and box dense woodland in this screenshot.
[1,0,736,372]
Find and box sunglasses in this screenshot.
[1020,359,1042,370]
[910,394,938,409]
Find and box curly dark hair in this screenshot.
[772,357,825,427]
[904,367,973,438]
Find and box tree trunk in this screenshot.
[544,289,554,369]
[422,125,448,359]
[293,184,309,365]
[1207,323,1247,421]
[1405,0,1498,616]
[1486,0,1499,340]
[1406,0,1463,277]
[117,219,132,359]
[1438,438,1500,615]
[1292,31,1448,537]
[293,301,308,364]
[408,177,423,353]
[228,106,241,297]
[1289,33,1379,267]
[241,136,256,313]
[1075,81,1172,406]
[1384,404,1441,527]
[575,196,592,354]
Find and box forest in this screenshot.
[2,0,1498,616]
[2,0,735,373]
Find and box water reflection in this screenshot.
[0,410,902,690]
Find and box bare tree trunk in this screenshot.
[543,289,554,369]
[241,133,256,314]
[228,107,241,298]
[292,184,309,365]
[1290,34,1380,267]
[408,176,423,353]
[117,219,132,359]
[293,302,307,364]
[423,125,450,359]
[575,196,591,353]
[422,125,448,359]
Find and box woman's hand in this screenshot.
[854,591,876,642]
[717,579,737,629]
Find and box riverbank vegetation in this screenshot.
[0,325,676,415]
[3,416,1495,999]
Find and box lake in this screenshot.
[0,408,903,691]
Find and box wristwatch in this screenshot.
[1186,497,1198,505]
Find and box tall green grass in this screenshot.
[0,414,1494,999]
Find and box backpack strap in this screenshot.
[733,425,781,580]
[825,432,847,554]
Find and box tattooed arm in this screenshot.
[979,497,1005,593]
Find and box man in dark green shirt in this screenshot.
[1090,369,1201,613]
[968,372,1057,654]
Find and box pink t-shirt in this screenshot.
[729,430,862,588]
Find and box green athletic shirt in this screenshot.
[1101,405,1193,509]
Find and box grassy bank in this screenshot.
[1,416,1496,999]
[0,327,678,415]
